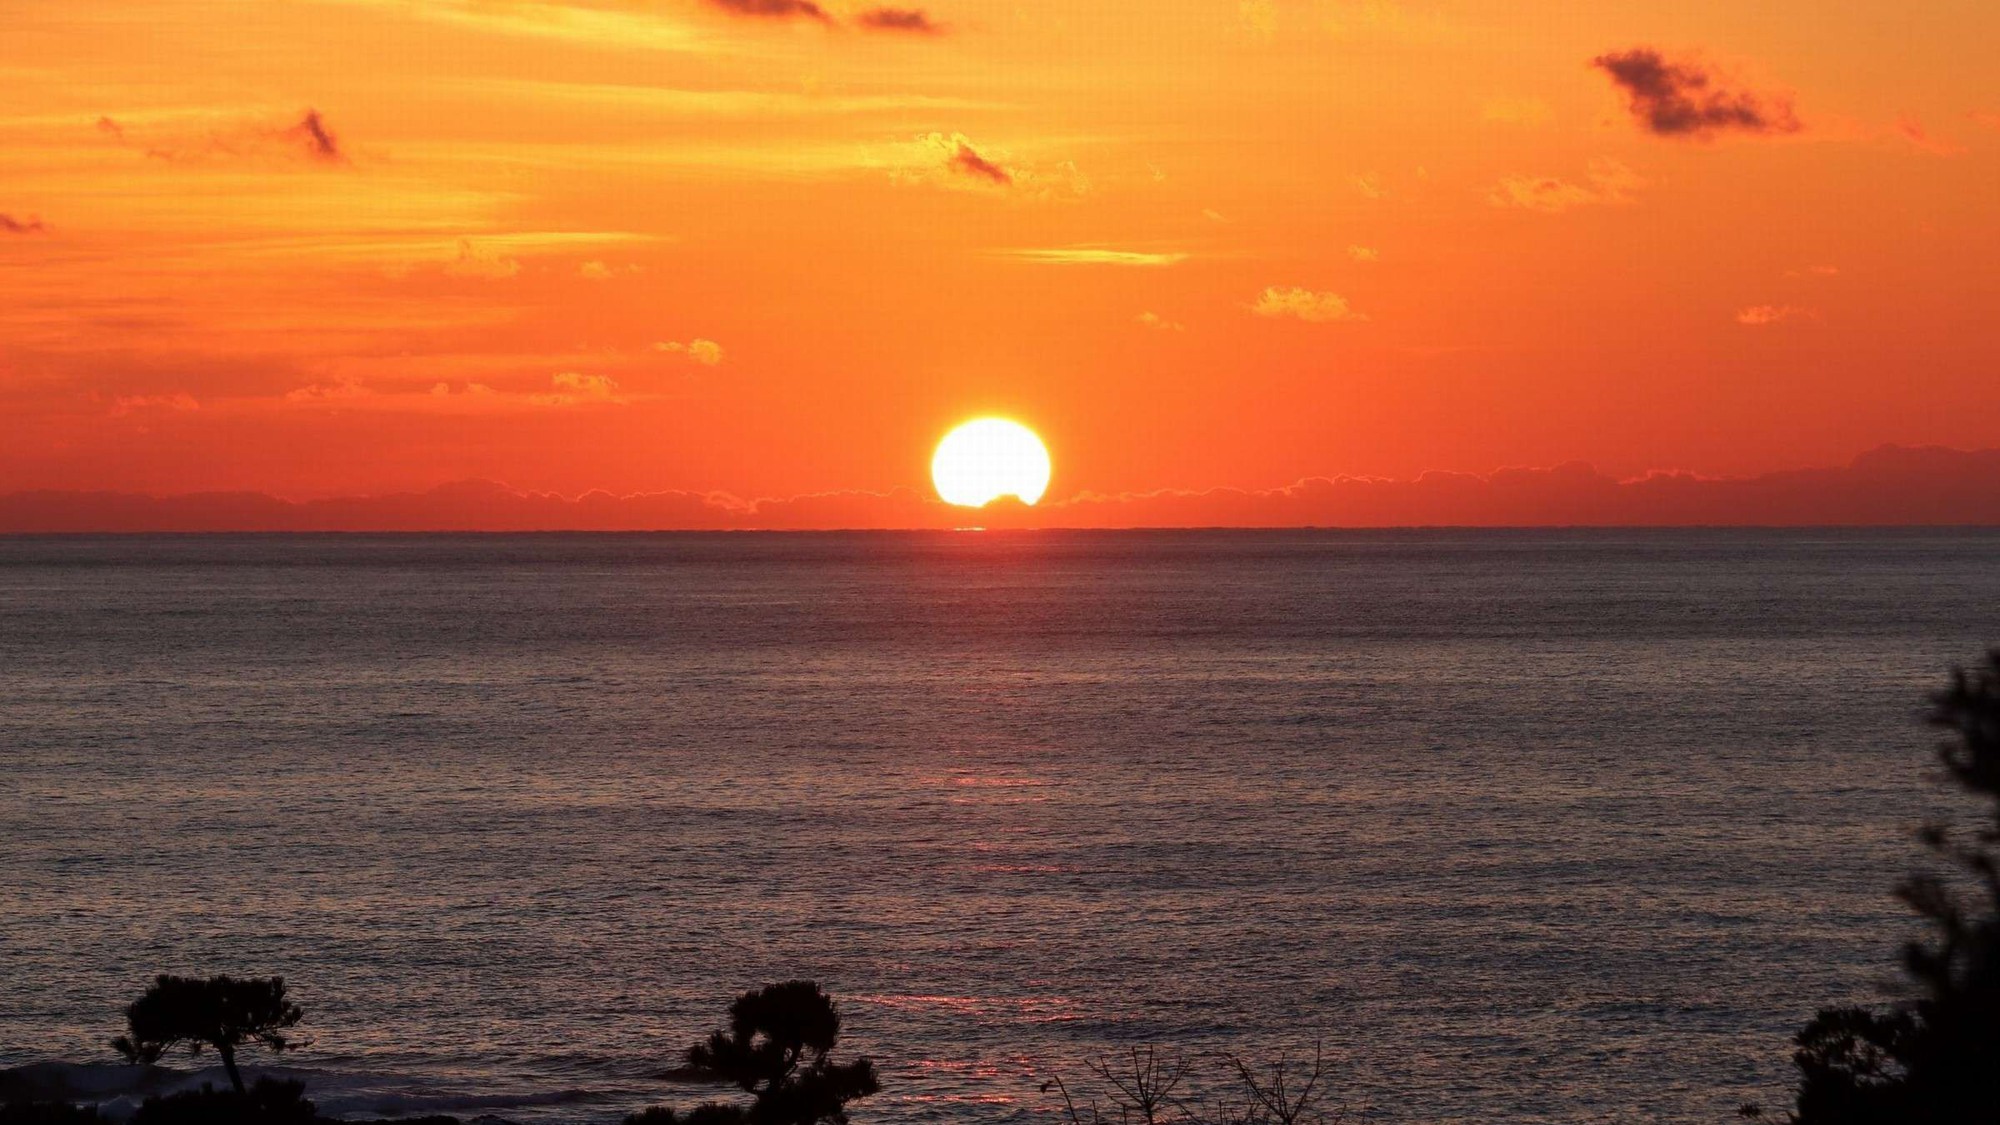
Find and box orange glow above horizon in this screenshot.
[3,0,2000,520]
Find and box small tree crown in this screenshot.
[110,975,304,1065]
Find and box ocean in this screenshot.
[3,530,1998,1123]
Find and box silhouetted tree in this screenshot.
[626,981,879,1125]
[111,976,305,1095]
[1219,1043,1337,1125]
[1780,651,2000,1123]
[1043,1047,1193,1125]
[1044,1044,1345,1125]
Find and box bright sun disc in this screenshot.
[931,418,1052,508]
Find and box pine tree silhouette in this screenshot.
[110,976,304,1095]
[1782,652,2000,1123]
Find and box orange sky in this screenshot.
[4,0,1999,519]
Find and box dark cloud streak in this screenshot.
[946,138,1011,185]
[857,7,942,33]
[0,214,48,234]
[706,0,830,22]
[1593,48,1801,138]
[281,109,346,163]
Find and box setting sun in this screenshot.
[930,419,1052,508]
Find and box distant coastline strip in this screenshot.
[4,445,1999,532]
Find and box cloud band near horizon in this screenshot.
[5,446,1997,532]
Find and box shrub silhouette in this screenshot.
[0,1103,104,1124]
[111,975,305,1095]
[1778,652,2000,1123]
[626,981,879,1125]
[626,1106,759,1125]
[1043,1044,1345,1125]
[128,1079,316,1125]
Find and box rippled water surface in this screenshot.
[5,531,2000,1122]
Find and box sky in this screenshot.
[3,0,1999,526]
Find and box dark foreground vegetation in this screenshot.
[6,655,2000,1124]
[1743,651,2000,1123]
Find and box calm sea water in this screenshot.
[4,530,1999,1123]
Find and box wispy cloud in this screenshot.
[706,0,829,22]
[110,393,200,417]
[1003,248,1188,266]
[0,214,48,234]
[856,7,942,33]
[441,239,522,279]
[281,109,346,163]
[656,339,724,365]
[896,134,1089,198]
[1736,304,1819,325]
[323,0,709,52]
[1490,158,1644,213]
[1896,116,1965,156]
[1593,48,1802,139]
[943,135,1012,185]
[534,371,625,405]
[1252,287,1366,323]
[136,108,354,166]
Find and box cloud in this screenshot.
[431,381,498,399]
[1347,245,1379,262]
[901,134,1088,198]
[1972,110,2000,131]
[1490,157,1644,212]
[285,378,374,404]
[280,109,346,163]
[1736,304,1819,325]
[95,116,125,140]
[1895,116,1965,156]
[1593,48,1802,139]
[706,0,828,21]
[577,260,643,280]
[1785,265,1840,279]
[535,371,624,404]
[942,135,1012,185]
[442,239,522,279]
[1003,248,1188,266]
[15,446,2000,531]
[1136,312,1186,332]
[1349,172,1386,199]
[856,7,942,33]
[135,109,354,166]
[656,338,725,365]
[109,393,200,416]
[1252,287,1366,323]
[0,214,48,234]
